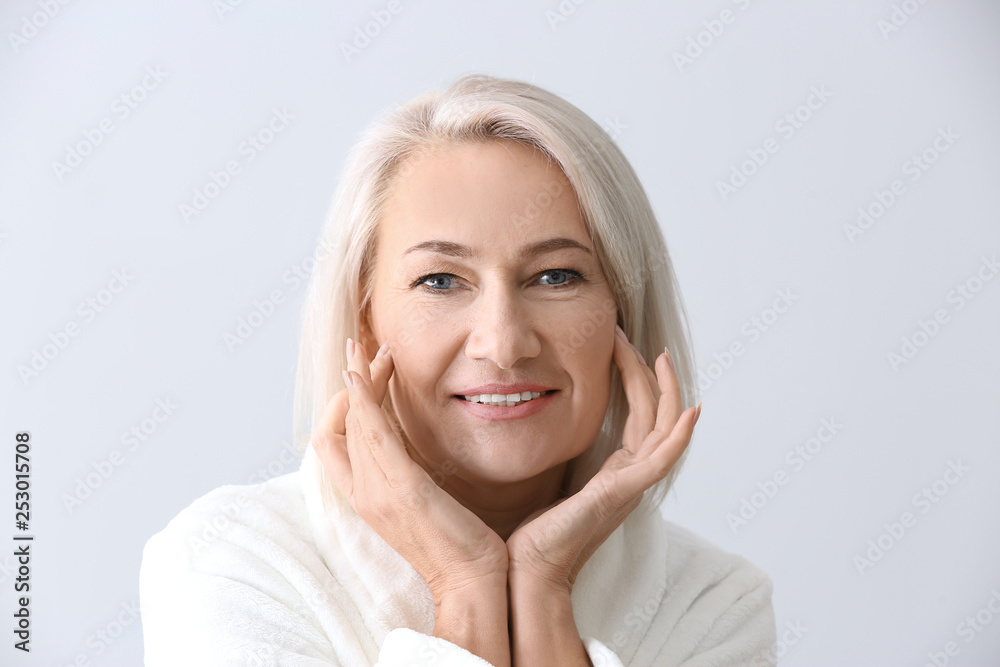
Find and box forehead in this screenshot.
[378,140,589,260]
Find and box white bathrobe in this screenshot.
[140,445,777,665]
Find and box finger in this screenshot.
[652,347,684,438]
[573,465,645,535]
[343,368,415,484]
[312,432,354,497]
[342,369,386,491]
[631,345,668,456]
[616,405,700,498]
[348,337,374,385]
[323,341,394,438]
[646,404,699,478]
[315,387,361,444]
[349,338,397,408]
[613,326,656,450]
[341,338,402,498]
[369,341,394,406]
[312,386,358,490]
[630,342,661,402]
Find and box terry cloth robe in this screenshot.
[139,445,778,666]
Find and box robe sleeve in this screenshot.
[139,523,346,665]
[139,485,500,666]
[377,628,494,665]
[659,564,778,666]
[585,636,627,666]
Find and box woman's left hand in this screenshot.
[506,324,701,596]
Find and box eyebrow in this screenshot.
[402,237,593,261]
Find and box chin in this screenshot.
[440,438,579,487]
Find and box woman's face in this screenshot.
[363,139,618,487]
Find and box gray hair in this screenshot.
[294,73,699,512]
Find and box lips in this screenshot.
[459,389,554,406]
[453,389,557,420]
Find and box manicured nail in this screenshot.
[664,347,675,372]
[374,341,389,359]
[615,324,626,340]
[346,337,355,361]
[342,369,354,388]
[693,402,703,426]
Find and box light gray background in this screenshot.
[2,0,999,664]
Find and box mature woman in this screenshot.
[140,74,777,666]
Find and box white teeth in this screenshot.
[462,390,546,406]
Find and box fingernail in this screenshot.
[615,324,626,340]
[374,341,389,359]
[693,402,702,426]
[664,347,675,372]
[342,369,354,388]
[346,337,355,361]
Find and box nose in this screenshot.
[463,283,541,370]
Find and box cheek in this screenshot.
[391,298,455,350]
[381,315,452,401]
[552,296,617,360]
[541,299,616,404]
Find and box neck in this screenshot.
[441,464,568,540]
[390,415,572,540]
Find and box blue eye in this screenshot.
[413,269,585,293]
[537,269,581,287]
[419,274,458,291]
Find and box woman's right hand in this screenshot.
[310,338,509,608]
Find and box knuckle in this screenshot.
[344,413,362,440]
[312,429,340,455]
[361,425,384,451]
[398,486,428,512]
[369,500,393,524]
[356,495,388,524]
[592,477,625,517]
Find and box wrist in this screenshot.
[508,562,573,600]
[510,573,574,619]
[510,575,587,664]
[431,569,508,608]
[433,576,510,667]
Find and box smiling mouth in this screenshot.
[455,390,557,407]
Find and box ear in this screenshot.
[358,305,379,356]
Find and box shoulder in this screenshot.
[653,517,777,665]
[577,509,777,665]
[138,472,349,663]
[659,518,774,600]
[140,470,312,569]
[138,471,324,608]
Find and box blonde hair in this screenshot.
[294,73,699,512]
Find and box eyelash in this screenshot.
[412,268,587,294]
